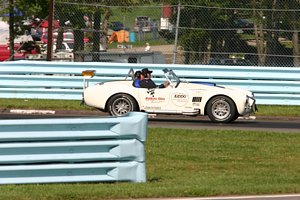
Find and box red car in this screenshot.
[0,43,38,61]
[41,32,89,44]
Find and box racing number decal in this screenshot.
[172,91,189,106]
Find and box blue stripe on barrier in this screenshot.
[0,139,145,163]
[0,161,146,184]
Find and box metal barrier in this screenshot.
[0,112,147,184]
[0,60,300,105]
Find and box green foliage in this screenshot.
[0,128,299,199]
[15,0,49,19]
[179,29,209,64]
[0,99,95,111]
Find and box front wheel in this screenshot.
[206,96,237,123]
[107,94,138,116]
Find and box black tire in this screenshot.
[107,94,138,116]
[232,112,240,122]
[206,96,237,123]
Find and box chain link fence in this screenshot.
[49,1,300,67]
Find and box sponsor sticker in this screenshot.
[144,106,161,110]
[145,96,166,103]
[172,91,189,106]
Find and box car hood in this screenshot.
[183,81,253,97]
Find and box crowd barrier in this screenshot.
[0,60,300,105]
[0,112,147,184]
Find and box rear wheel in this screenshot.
[107,94,138,116]
[206,96,237,123]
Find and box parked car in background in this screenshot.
[41,31,88,43]
[0,44,23,61]
[41,42,74,53]
[0,42,38,61]
[134,16,152,32]
[57,42,74,52]
[41,32,72,43]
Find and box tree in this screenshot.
[165,0,248,64]
[163,0,300,66]
[179,30,208,64]
[251,0,267,65]
[0,0,49,36]
[55,0,152,61]
[16,0,49,19]
[250,0,299,67]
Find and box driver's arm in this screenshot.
[163,81,170,88]
[158,81,170,88]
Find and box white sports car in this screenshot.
[82,68,256,123]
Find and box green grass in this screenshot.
[0,99,299,199]
[109,6,162,29]
[0,129,299,200]
[256,105,300,117]
[0,99,94,111]
[1,99,300,117]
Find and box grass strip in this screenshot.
[0,128,299,200]
[0,99,94,111]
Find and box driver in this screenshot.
[139,68,170,89]
[133,70,144,88]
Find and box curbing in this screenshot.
[10,109,56,115]
[1,108,298,121]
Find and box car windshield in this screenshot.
[65,33,74,39]
[125,68,135,80]
[163,68,181,87]
[125,68,181,87]
[67,42,74,49]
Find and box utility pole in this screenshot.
[92,9,101,62]
[9,0,14,61]
[172,2,181,64]
[47,0,54,61]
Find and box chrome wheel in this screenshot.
[211,99,231,120]
[206,96,237,123]
[111,97,132,116]
[108,94,138,116]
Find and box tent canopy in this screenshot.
[109,30,129,44]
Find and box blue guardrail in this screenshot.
[0,112,148,184]
[0,60,300,105]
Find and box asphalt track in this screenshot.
[1,109,300,133]
[148,115,300,133]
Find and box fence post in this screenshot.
[172,2,181,64]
